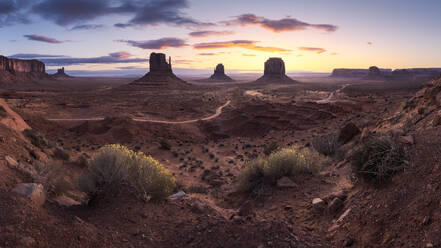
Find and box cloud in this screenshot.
[24,34,63,44]
[198,53,217,56]
[367,42,373,45]
[119,37,188,49]
[70,24,104,30]
[242,53,256,57]
[298,47,326,54]
[189,30,234,37]
[330,52,339,55]
[30,0,209,28]
[15,52,147,66]
[0,0,30,27]
[193,40,290,53]
[10,53,68,59]
[226,14,337,33]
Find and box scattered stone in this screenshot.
[54,195,81,207]
[337,208,351,224]
[399,135,414,145]
[4,155,18,167]
[389,128,404,138]
[19,236,36,247]
[277,177,297,188]
[11,183,46,206]
[338,123,361,144]
[312,198,326,214]
[169,191,186,199]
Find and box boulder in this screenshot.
[54,195,81,207]
[255,58,295,83]
[399,135,414,145]
[4,155,18,168]
[207,63,234,82]
[338,123,361,144]
[360,127,370,142]
[327,197,344,215]
[132,52,187,87]
[169,191,186,199]
[11,183,46,206]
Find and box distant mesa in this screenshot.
[331,66,441,80]
[202,63,234,82]
[53,67,72,78]
[132,52,188,87]
[254,58,295,83]
[0,55,51,83]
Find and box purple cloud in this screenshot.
[298,47,326,54]
[119,37,188,49]
[189,30,234,37]
[24,34,63,44]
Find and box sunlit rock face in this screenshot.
[255,57,295,83]
[0,56,45,73]
[209,63,234,82]
[132,52,187,87]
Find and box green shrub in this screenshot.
[312,132,339,156]
[351,136,406,184]
[79,144,176,201]
[237,148,322,193]
[263,141,279,156]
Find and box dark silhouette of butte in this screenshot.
[254,57,295,83]
[53,67,71,78]
[0,55,51,82]
[208,64,234,82]
[132,52,187,87]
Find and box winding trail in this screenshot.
[316,84,350,104]
[47,100,231,124]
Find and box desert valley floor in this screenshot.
[0,75,440,247]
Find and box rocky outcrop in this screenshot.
[0,55,51,82]
[332,66,441,80]
[255,58,295,83]
[208,64,234,82]
[132,53,187,87]
[53,67,71,78]
[392,68,441,80]
[331,68,392,78]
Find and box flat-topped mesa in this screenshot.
[133,52,187,87]
[208,63,234,82]
[255,58,295,83]
[0,55,50,83]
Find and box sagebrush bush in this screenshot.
[53,148,70,161]
[33,161,71,196]
[23,129,49,149]
[237,148,322,193]
[79,144,176,200]
[312,132,339,156]
[351,136,406,184]
[263,141,279,156]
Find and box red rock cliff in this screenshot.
[0,56,45,73]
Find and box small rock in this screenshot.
[54,195,81,207]
[277,177,297,188]
[337,208,351,224]
[312,198,326,214]
[360,128,370,142]
[399,135,414,145]
[327,224,340,232]
[426,243,434,248]
[11,183,46,206]
[432,114,441,127]
[169,191,186,199]
[19,236,36,247]
[389,128,404,138]
[4,156,18,167]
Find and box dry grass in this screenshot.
[312,132,339,156]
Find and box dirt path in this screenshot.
[47,100,231,124]
[316,84,349,104]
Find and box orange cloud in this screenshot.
[298,47,326,54]
[193,40,290,53]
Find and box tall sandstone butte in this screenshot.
[133,52,187,87]
[0,55,49,82]
[255,58,295,83]
[208,64,234,82]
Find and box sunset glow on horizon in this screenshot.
[2,0,441,75]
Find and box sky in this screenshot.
[1,0,441,76]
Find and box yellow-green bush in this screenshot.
[237,148,323,193]
[79,144,176,200]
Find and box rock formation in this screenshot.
[132,53,187,87]
[53,67,71,78]
[331,68,392,78]
[204,64,234,82]
[254,58,295,83]
[0,55,50,82]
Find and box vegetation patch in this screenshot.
[351,135,406,184]
[237,148,322,194]
[312,132,339,156]
[79,144,176,201]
